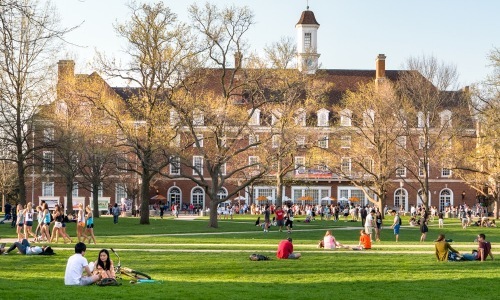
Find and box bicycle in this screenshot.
[110,248,152,282]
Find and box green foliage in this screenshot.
[0,214,498,299]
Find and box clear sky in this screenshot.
[53,0,499,87]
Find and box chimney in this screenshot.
[234,52,242,69]
[375,54,386,79]
[57,60,75,99]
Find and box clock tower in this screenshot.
[296,7,320,74]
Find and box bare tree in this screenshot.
[93,2,199,224]
[0,0,74,205]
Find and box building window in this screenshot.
[296,136,306,147]
[220,163,226,176]
[193,109,204,126]
[340,109,352,127]
[191,187,203,208]
[42,182,54,197]
[318,135,329,149]
[295,156,305,174]
[417,111,429,128]
[193,156,203,175]
[396,163,406,177]
[394,188,408,211]
[248,156,260,169]
[170,156,180,175]
[170,135,180,148]
[116,152,128,172]
[396,136,407,149]
[90,183,104,198]
[439,189,452,212]
[317,109,329,126]
[340,157,351,175]
[363,109,375,127]
[248,108,260,126]
[42,151,54,173]
[439,110,452,128]
[441,167,452,177]
[304,32,311,49]
[249,134,259,147]
[116,183,127,202]
[43,128,54,143]
[217,188,228,200]
[340,136,351,149]
[418,136,428,149]
[363,157,373,173]
[170,109,180,126]
[272,135,280,148]
[169,187,181,206]
[418,159,428,177]
[295,108,306,126]
[193,133,204,148]
[72,182,78,197]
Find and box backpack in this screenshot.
[96,278,121,286]
[249,253,270,261]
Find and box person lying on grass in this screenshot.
[0,239,52,255]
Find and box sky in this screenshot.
[52,0,500,88]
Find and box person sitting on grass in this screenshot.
[461,233,494,262]
[323,230,349,249]
[353,230,371,250]
[434,234,460,261]
[64,242,100,286]
[276,237,301,259]
[91,249,116,280]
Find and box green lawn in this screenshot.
[0,214,498,299]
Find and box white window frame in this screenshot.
[363,157,373,173]
[439,110,452,128]
[115,183,127,202]
[304,32,312,49]
[248,156,260,169]
[43,128,54,143]
[42,151,54,173]
[418,159,429,177]
[170,109,180,126]
[296,136,306,147]
[295,156,306,174]
[194,133,204,148]
[193,109,204,126]
[396,164,407,177]
[272,135,280,148]
[248,108,260,126]
[249,134,259,148]
[193,156,203,175]
[340,135,351,149]
[318,135,329,149]
[42,182,54,197]
[340,109,352,127]
[72,182,79,197]
[170,156,180,175]
[317,109,329,127]
[340,157,351,175]
[396,136,407,149]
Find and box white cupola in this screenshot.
[296,7,320,74]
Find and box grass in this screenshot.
[0,213,498,299]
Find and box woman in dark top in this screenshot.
[375,209,383,242]
[419,209,429,242]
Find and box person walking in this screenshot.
[374,208,383,242]
[390,210,401,242]
[112,203,120,224]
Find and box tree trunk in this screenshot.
[66,181,73,215]
[208,200,219,228]
[92,183,100,218]
[17,161,27,206]
[139,173,150,225]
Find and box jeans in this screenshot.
[113,215,118,224]
[7,239,30,254]
[461,252,477,261]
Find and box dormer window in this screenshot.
[340,109,352,127]
[271,109,282,126]
[317,109,329,127]
[363,109,375,127]
[295,108,306,127]
[439,110,452,128]
[248,108,260,126]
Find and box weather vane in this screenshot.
[307,0,309,10]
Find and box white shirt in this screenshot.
[64,253,89,285]
[26,246,43,255]
[365,214,374,227]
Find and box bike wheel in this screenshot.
[122,267,151,280]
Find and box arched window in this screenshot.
[248,108,261,126]
[439,189,453,212]
[217,188,228,200]
[168,187,181,206]
[394,188,408,212]
[340,109,352,127]
[317,108,329,126]
[191,187,204,209]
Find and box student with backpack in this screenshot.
[390,210,402,242]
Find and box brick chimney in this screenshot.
[57,60,75,99]
[234,52,242,69]
[375,54,386,79]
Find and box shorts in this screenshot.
[86,224,94,229]
[376,222,381,229]
[276,220,284,227]
[393,224,400,235]
[365,226,373,234]
[54,222,63,228]
[26,221,33,226]
[78,222,85,227]
[79,276,97,286]
[18,223,24,227]
[62,222,66,228]
[285,220,293,228]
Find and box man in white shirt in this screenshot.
[64,242,100,285]
[364,210,375,242]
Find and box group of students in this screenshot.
[11,201,97,245]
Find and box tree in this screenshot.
[395,55,469,210]
[0,0,73,205]
[317,81,403,213]
[94,2,199,224]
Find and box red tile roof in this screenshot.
[296,10,320,26]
